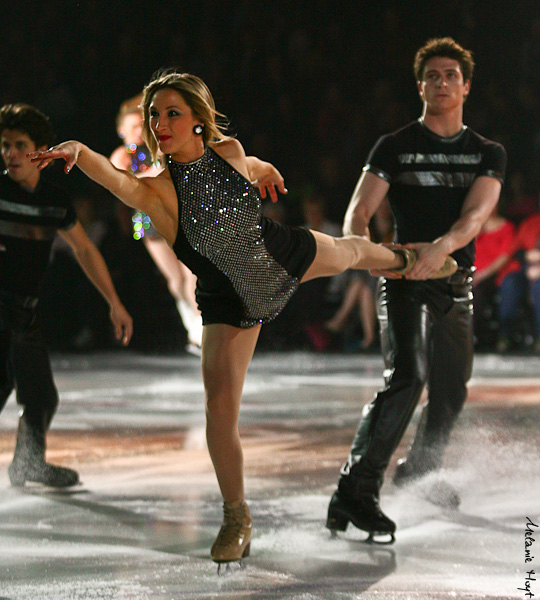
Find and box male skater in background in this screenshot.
[0,103,133,487]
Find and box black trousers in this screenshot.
[0,292,59,432]
[343,274,474,490]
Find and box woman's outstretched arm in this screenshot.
[28,141,156,213]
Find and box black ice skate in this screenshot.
[393,459,460,509]
[326,489,396,544]
[8,412,79,488]
[8,458,79,488]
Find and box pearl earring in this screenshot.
[193,124,204,135]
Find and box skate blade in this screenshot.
[328,525,395,545]
[365,531,396,545]
[216,559,246,576]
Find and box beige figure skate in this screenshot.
[211,499,252,574]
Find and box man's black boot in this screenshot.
[8,413,79,488]
[326,471,396,543]
[393,457,460,509]
[392,457,420,487]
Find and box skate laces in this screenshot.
[216,502,250,546]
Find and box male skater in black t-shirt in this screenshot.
[0,103,133,487]
[327,38,506,542]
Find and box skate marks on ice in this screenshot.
[0,493,394,600]
[0,352,538,599]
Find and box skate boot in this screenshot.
[211,499,252,573]
[177,300,203,355]
[392,457,419,488]
[326,489,396,543]
[393,458,460,509]
[390,248,458,279]
[8,459,79,488]
[8,414,79,488]
[326,470,395,543]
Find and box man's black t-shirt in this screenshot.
[364,119,507,268]
[0,171,77,296]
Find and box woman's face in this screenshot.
[148,88,203,159]
[118,112,144,146]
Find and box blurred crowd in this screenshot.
[3,1,540,353]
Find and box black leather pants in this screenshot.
[0,295,59,433]
[341,273,474,491]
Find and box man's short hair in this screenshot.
[414,37,475,82]
[0,103,54,148]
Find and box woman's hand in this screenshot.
[247,157,287,203]
[27,141,83,174]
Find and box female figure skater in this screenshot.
[110,95,203,350]
[30,70,455,567]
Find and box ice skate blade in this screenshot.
[329,526,395,545]
[212,540,250,575]
[215,558,247,576]
[327,518,395,545]
[366,531,396,545]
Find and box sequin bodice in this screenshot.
[168,146,301,328]
[168,147,260,258]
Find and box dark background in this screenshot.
[2,1,539,351]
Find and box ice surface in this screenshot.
[0,352,538,599]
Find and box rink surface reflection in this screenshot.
[0,351,538,599]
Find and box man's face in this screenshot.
[1,129,44,190]
[417,57,470,114]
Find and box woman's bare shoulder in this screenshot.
[211,138,245,161]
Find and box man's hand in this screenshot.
[109,302,133,346]
[401,242,450,280]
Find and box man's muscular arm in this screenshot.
[405,176,502,279]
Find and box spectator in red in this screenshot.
[496,207,540,351]
[473,206,515,347]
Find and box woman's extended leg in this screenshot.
[301,230,403,282]
[201,323,261,502]
[144,236,202,346]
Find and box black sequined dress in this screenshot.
[168,147,316,328]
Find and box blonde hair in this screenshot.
[141,69,231,163]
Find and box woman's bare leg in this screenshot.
[302,230,403,282]
[178,261,199,314]
[201,323,261,502]
[144,236,186,301]
[358,281,376,348]
[325,279,362,332]
[144,237,202,345]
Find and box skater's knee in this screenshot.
[387,369,427,394]
[205,394,239,431]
